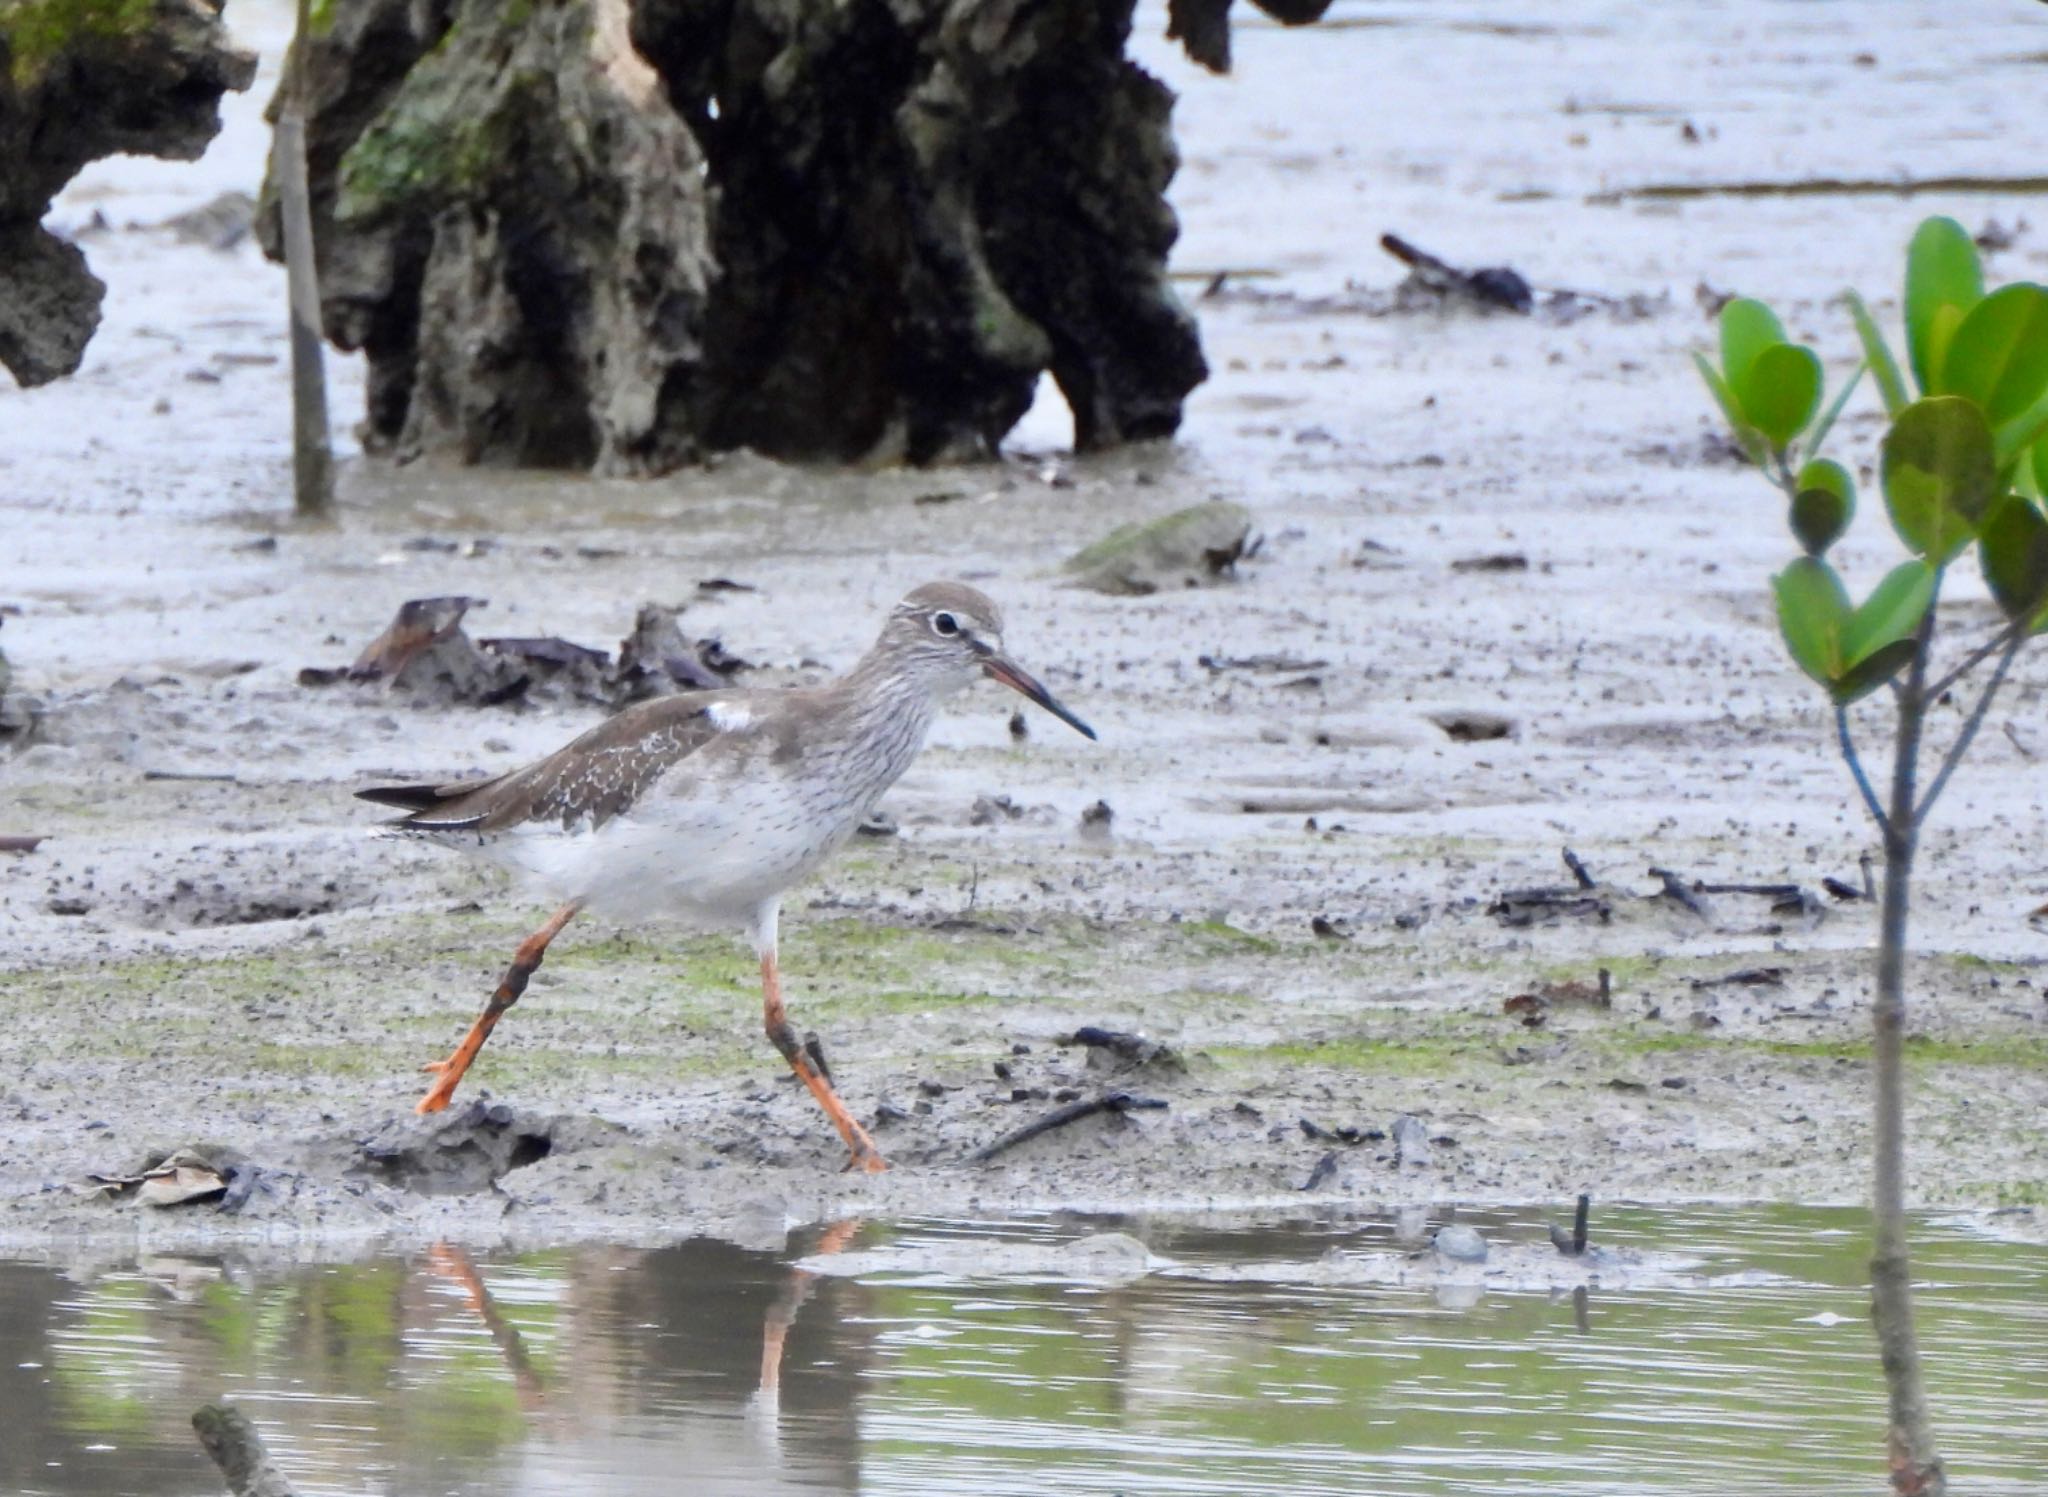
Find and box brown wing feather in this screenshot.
[360,695,727,834]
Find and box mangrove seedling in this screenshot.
[1695,214,2048,1497]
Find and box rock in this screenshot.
[1392,1111,1430,1167]
[1065,501,1255,594]
[1433,1224,1489,1264]
[264,0,1206,471]
[0,0,256,385]
[156,189,257,250]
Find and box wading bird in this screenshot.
[359,582,1096,1171]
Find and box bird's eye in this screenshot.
[932,612,960,637]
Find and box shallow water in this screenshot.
[3,1207,2043,1496]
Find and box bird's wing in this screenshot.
[358,693,747,834]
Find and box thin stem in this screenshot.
[1916,629,2023,826]
[1925,620,2024,704]
[1836,705,1892,838]
[1868,600,1944,1495]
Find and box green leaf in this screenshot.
[2035,437,2048,498]
[1692,351,1763,460]
[1774,556,1851,687]
[1881,395,1998,562]
[1979,495,2048,622]
[1939,283,2048,423]
[1843,559,1936,665]
[1720,298,1788,395]
[1790,458,1855,554]
[1994,385,2048,466]
[1742,344,1823,449]
[1846,291,1908,417]
[1904,216,1983,393]
[1832,638,1921,705]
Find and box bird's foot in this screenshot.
[844,1145,889,1175]
[414,1056,466,1114]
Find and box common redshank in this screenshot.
[358,582,1096,1171]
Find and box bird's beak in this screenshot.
[981,652,1097,740]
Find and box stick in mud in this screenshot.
[1648,866,1710,919]
[1549,1193,1591,1256]
[191,1403,299,1497]
[276,0,333,516]
[967,1091,1168,1164]
[1561,846,1597,890]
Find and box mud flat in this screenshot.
[1,0,2045,1251]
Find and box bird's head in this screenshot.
[882,581,1096,739]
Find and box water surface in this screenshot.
[3,1206,2043,1495]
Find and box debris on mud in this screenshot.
[1505,971,1613,1027]
[1430,709,1515,742]
[1069,1025,1182,1071]
[967,1090,1170,1164]
[302,597,746,710]
[1300,1150,1339,1191]
[1489,883,1612,927]
[1065,501,1256,595]
[83,1145,242,1209]
[1379,233,1534,315]
[611,603,746,700]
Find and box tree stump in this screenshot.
[0,0,256,387]
[262,0,1212,471]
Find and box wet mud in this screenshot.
[2,0,2046,1253]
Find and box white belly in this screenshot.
[465,791,866,923]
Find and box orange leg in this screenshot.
[762,951,887,1172]
[417,901,581,1114]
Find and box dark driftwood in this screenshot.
[1549,1193,1591,1256]
[1648,867,1710,919]
[968,1091,1167,1163]
[191,1404,299,1497]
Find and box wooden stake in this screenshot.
[275,0,333,515]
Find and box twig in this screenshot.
[191,1404,299,1497]
[1696,881,1802,899]
[1836,705,1892,839]
[1916,629,2024,825]
[1926,621,2024,704]
[144,770,240,783]
[1561,847,1597,889]
[967,1091,1167,1163]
